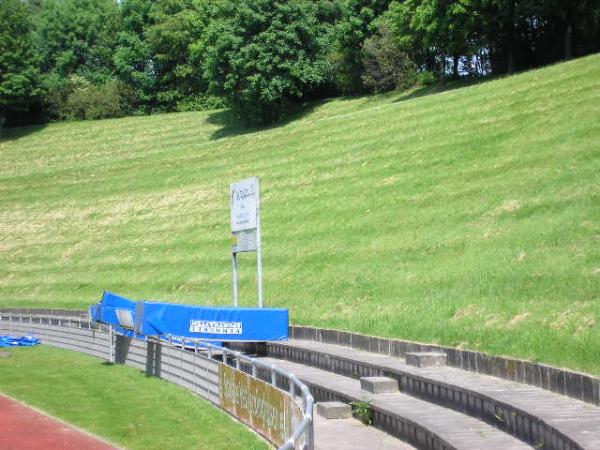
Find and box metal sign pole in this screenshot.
[256,179,263,308]
[232,252,239,307]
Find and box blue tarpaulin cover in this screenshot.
[90,291,137,337]
[139,301,288,341]
[90,291,289,341]
[0,334,40,347]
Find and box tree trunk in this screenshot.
[506,0,515,74]
[565,24,573,60]
[564,5,573,61]
[507,46,515,74]
[439,51,446,85]
[453,55,459,78]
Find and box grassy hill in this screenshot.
[1,55,599,374]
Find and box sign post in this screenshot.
[230,177,263,307]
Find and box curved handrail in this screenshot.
[161,334,314,450]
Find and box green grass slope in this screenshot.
[1,55,599,374]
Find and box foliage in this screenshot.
[113,0,156,111]
[415,70,436,86]
[202,0,331,124]
[351,400,373,425]
[64,78,135,121]
[31,0,122,120]
[2,0,600,125]
[361,25,416,92]
[32,0,121,80]
[146,0,211,110]
[0,0,42,120]
[176,94,225,112]
[331,0,393,94]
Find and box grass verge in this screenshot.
[0,346,269,450]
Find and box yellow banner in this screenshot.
[219,364,304,447]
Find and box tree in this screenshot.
[32,0,122,118]
[202,0,330,124]
[361,24,416,92]
[332,0,393,93]
[0,0,42,123]
[33,0,121,80]
[146,0,210,109]
[113,0,155,110]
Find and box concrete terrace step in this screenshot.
[259,356,531,450]
[314,411,415,450]
[266,339,600,450]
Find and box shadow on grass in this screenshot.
[206,101,321,141]
[392,76,494,104]
[0,123,47,143]
[202,75,495,141]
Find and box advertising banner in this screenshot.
[138,301,289,341]
[219,364,303,447]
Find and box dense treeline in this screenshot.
[1,0,599,125]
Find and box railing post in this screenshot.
[180,338,185,385]
[108,325,114,363]
[271,366,277,387]
[307,416,314,450]
[193,341,198,394]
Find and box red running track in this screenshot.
[0,394,119,450]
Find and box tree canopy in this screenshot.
[1,0,599,125]
[202,0,331,123]
[0,0,41,122]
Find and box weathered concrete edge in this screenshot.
[289,325,600,406]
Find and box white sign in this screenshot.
[189,320,243,335]
[231,177,259,232]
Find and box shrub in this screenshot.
[65,79,135,121]
[361,25,416,93]
[176,94,225,112]
[416,70,436,86]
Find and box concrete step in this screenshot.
[259,356,531,450]
[314,411,415,450]
[317,401,352,419]
[265,339,600,450]
[361,376,399,394]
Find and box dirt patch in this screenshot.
[0,351,11,358]
[507,313,530,327]
[549,302,595,330]
[451,304,484,322]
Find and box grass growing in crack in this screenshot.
[351,400,374,425]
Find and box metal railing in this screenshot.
[0,312,314,450]
[164,334,314,450]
